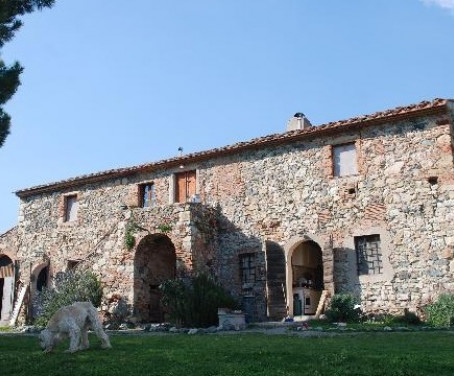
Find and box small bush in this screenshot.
[34,270,103,328]
[325,294,360,323]
[160,273,238,328]
[425,294,454,327]
[392,309,421,326]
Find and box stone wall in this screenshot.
[4,107,454,322]
[15,172,218,321]
[195,113,454,317]
[0,227,18,261]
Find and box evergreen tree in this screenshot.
[0,0,55,147]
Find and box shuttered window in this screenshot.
[175,171,196,203]
[333,143,357,177]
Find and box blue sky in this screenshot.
[1,0,454,233]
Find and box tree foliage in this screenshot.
[325,293,361,323]
[0,0,55,147]
[425,294,454,327]
[160,273,238,328]
[34,269,103,328]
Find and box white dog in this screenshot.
[39,301,112,353]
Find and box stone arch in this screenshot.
[30,262,50,319]
[30,262,50,294]
[0,254,15,324]
[284,235,324,318]
[134,234,176,323]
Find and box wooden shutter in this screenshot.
[265,241,287,320]
[175,171,196,203]
[186,170,196,198]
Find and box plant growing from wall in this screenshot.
[157,222,172,234]
[34,270,103,328]
[425,294,454,327]
[160,273,238,328]
[124,221,140,250]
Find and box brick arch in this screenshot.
[133,233,176,323]
[29,261,50,319]
[0,250,16,264]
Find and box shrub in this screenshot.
[425,294,454,327]
[160,273,238,328]
[325,294,360,323]
[392,309,421,326]
[34,270,103,328]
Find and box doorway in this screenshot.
[134,234,176,322]
[287,240,324,317]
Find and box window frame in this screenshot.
[64,194,78,222]
[139,182,156,208]
[354,234,383,276]
[332,142,358,177]
[174,170,197,203]
[239,253,256,287]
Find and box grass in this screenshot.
[1,332,454,376]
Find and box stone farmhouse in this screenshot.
[1,98,454,325]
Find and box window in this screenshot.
[355,235,382,275]
[175,170,196,203]
[139,183,156,208]
[64,195,78,222]
[240,253,256,285]
[67,260,79,271]
[333,143,357,177]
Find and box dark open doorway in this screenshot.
[134,234,176,322]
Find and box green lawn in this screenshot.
[1,332,453,376]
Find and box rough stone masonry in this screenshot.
[1,98,453,324]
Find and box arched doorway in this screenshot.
[286,239,324,317]
[30,263,49,318]
[134,234,176,323]
[0,255,15,323]
[37,266,49,292]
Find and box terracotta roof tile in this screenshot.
[15,98,452,197]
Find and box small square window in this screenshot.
[139,183,156,208]
[64,195,78,222]
[333,143,357,177]
[240,253,256,285]
[67,260,79,271]
[355,234,382,275]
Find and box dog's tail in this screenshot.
[85,303,102,331]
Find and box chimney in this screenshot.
[286,112,312,131]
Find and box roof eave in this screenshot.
[15,100,451,199]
